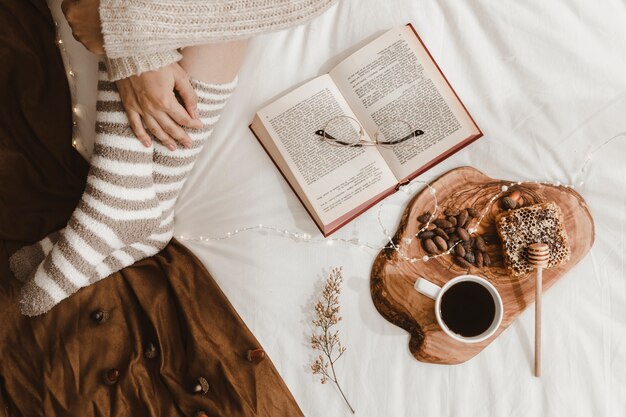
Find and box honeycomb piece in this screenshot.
[496,202,570,276]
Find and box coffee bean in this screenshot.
[475,235,487,252]
[423,239,438,254]
[455,244,466,258]
[502,197,517,210]
[426,223,437,231]
[445,227,456,234]
[444,208,460,216]
[483,252,492,267]
[447,216,458,226]
[464,250,476,264]
[433,236,448,251]
[454,256,472,268]
[457,210,468,228]
[456,227,470,242]
[434,228,449,240]
[434,219,453,228]
[417,213,431,223]
[476,252,484,268]
[467,208,479,217]
[418,231,435,239]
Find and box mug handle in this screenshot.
[414,277,441,300]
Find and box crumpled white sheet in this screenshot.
[51,0,626,415]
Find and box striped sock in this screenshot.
[94,77,238,278]
[18,63,162,316]
[16,71,237,316]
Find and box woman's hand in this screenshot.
[116,63,203,150]
[61,0,104,54]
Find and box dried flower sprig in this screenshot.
[310,267,355,414]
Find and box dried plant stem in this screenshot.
[328,353,355,414]
[310,267,355,414]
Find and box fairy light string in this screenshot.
[178,177,580,262]
[53,18,82,152]
[179,128,626,255]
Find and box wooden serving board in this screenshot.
[370,166,594,364]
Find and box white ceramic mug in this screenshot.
[414,274,504,344]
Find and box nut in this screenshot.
[464,250,476,264]
[509,190,522,203]
[476,251,484,268]
[434,228,449,240]
[246,348,266,364]
[423,239,439,254]
[502,197,517,210]
[434,219,453,228]
[457,210,469,228]
[417,212,431,223]
[454,256,472,268]
[433,236,448,251]
[456,227,470,242]
[475,235,487,252]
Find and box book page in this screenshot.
[329,25,481,181]
[254,75,397,227]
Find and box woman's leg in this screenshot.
[178,40,248,84]
[98,42,248,276]
[16,41,248,316]
[14,41,248,315]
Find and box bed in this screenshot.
[5,0,626,415]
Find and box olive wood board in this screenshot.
[370,166,594,364]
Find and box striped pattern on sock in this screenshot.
[96,76,238,278]
[8,77,238,285]
[16,71,237,315]
[18,62,161,316]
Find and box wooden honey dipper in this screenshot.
[528,242,550,377]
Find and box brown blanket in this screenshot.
[0,1,303,416]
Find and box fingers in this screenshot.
[128,111,151,147]
[117,79,152,147]
[167,102,203,132]
[143,114,178,151]
[153,111,193,149]
[174,72,201,123]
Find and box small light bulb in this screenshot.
[501,185,509,192]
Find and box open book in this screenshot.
[250,24,482,236]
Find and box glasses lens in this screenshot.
[376,120,415,147]
[323,116,362,146]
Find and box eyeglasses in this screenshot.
[314,115,424,148]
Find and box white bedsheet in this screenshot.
[51,0,626,415]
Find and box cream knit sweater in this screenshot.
[101,0,339,80]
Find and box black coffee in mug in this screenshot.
[440,281,496,337]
